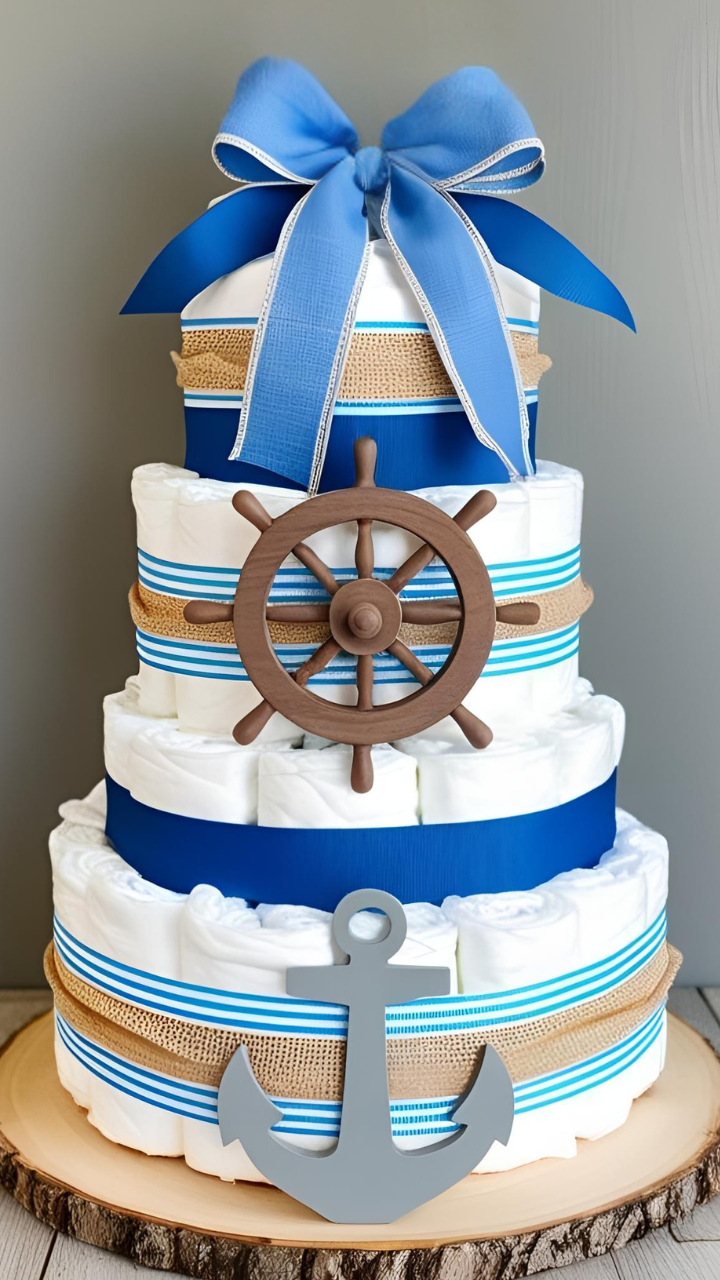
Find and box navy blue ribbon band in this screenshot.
[183,402,537,490]
[123,58,634,493]
[105,770,617,910]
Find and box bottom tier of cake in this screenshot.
[46,786,677,1181]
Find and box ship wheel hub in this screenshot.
[329,578,402,655]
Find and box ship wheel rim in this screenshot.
[234,487,496,746]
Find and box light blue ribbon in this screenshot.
[123,58,634,491]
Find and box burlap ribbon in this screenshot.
[172,328,551,399]
[129,575,593,650]
[46,940,680,1101]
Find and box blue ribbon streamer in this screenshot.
[123,58,634,490]
[121,184,305,317]
[105,770,617,911]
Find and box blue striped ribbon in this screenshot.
[136,622,580,684]
[182,389,539,417]
[53,910,666,1039]
[55,1005,666,1137]
[138,544,581,604]
[180,317,540,335]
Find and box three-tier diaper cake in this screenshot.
[43,57,681,1226]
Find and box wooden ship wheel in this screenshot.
[184,439,540,792]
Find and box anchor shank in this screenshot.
[335,985,395,1157]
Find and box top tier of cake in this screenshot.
[172,239,551,491]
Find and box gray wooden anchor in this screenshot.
[217,889,515,1224]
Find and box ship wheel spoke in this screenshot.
[351,743,373,793]
[343,438,380,797]
[232,490,341,599]
[495,601,541,626]
[388,639,493,749]
[351,651,375,793]
[185,596,541,630]
[356,651,374,710]
[386,489,497,597]
[183,600,234,624]
[232,699,277,745]
[355,519,374,581]
[399,599,541,627]
[400,599,462,625]
[294,636,342,688]
[265,604,331,624]
[233,636,341,745]
[353,436,377,582]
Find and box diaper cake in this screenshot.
[45,58,679,1221]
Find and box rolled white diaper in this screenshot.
[133,463,306,570]
[133,463,305,739]
[50,790,186,1157]
[54,1010,186,1159]
[50,806,125,944]
[105,680,299,824]
[257,744,419,828]
[52,798,185,981]
[447,658,582,744]
[130,727,287,825]
[180,892,458,996]
[104,677,176,789]
[82,856,184,980]
[443,810,668,993]
[52,793,184,986]
[445,882,581,994]
[597,808,669,939]
[132,463,197,562]
[180,889,327,996]
[397,691,623,823]
[57,778,107,828]
[543,809,667,971]
[173,673,302,744]
[54,1020,92,1113]
[476,1016,667,1173]
[136,662,177,719]
[414,461,583,569]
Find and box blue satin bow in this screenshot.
[123,58,634,492]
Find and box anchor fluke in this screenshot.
[451,1043,515,1150]
[218,1044,284,1146]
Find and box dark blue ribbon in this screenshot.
[123,58,633,491]
[105,770,617,911]
[183,401,538,491]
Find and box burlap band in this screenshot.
[173,328,551,399]
[46,941,679,1101]
[129,576,593,650]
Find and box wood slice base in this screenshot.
[1,1012,720,1277]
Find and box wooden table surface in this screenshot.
[2,987,720,1279]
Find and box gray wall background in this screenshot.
[1,0,716,984]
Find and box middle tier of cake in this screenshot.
[130,458,591,741]
[101,675,623,905]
